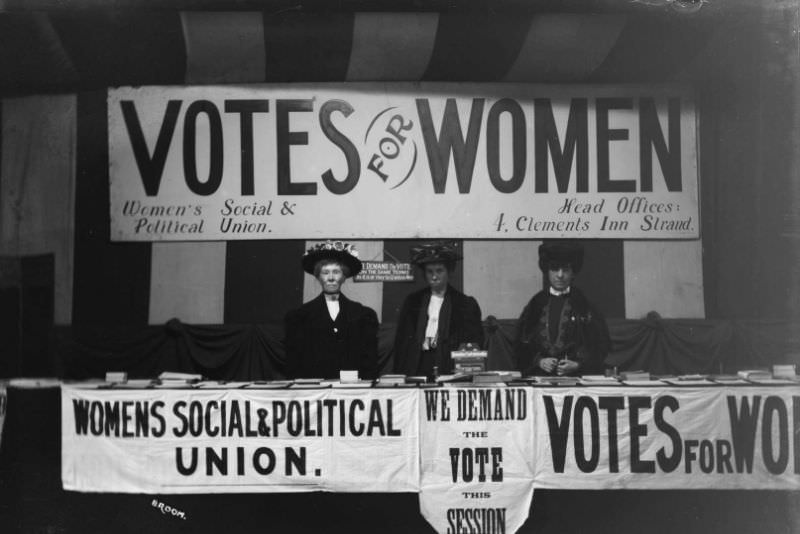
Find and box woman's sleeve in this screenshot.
[359,307,380,380]
[464,296,485,348]
[392,295,413,374]
[575,305,611,375]
[513,303,540,375]
[283,310,302,379]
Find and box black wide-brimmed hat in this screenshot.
[538,241,584,273]
[409,241,463,266]
[302,241,362,277]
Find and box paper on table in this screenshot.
[746,377,799,385]
[710,375,751,385]
[158,371,203,381]
[194,381,249,389]
[579,377,623,386]
[290,383,331,389]
[622,379,667,386]
[245,381,292,389]
[331,381,373,388]
[662,378,718,386]
[111,379,154,389]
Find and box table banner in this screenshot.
[61,386,419,493]
[109,83,699,241]
[532,386,800,490]
[419,387,535,534]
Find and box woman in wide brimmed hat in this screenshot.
[284,241,378,380]
[513,241,610,377]
[392,241,484,376]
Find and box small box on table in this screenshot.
[451,350,488,373]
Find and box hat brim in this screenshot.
[412,253,462,266]
[302,250,362,277]
[538,242,584,273]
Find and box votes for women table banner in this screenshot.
[531,386,800,490]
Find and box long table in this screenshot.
[2,381,799,533]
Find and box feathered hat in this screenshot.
[302,240,362,277]
[409,241,463,266]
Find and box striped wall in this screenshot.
[0,95,76,324]
[0,11,712,327]
[148,12,267,325]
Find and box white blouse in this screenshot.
[325,299,340,321]
[423,294,444,349]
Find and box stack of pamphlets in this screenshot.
[772,364,798,379]
[472,371,518,384]
[618,370,665,385]
[508,376,539,386]
[376,374,407,388]
[290,378,329,389]
[471,373,506,387]
[537,376,580,386]
[621,378,666,386]
[111,379,154,389]
[245,380,293,389]
[619,371,667,386]
[158,371,203,381]
[738,369,797,385]
[620,370,650,381]
[737,369,772,381]
[194,381,249,389]
[438,373,473,386]
[154,372,202,389]
[405,376,428,384]
[710,374,750,385]
[661,375,717,386]
[578,375,623,386]
[328,378,373,388]
[105,372,127,383]
[745,376,798,385]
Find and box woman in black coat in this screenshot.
[513,241,611,377]
[284,241,378,380]
[393,242,484,376]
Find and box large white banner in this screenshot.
[418,387,535,534]
[62,386,419,493]
[64,386,800,494]
[532,386,800,490]
[108,83,699,241]
[62,385,800,533]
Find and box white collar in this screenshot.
[325,298,340,320]
[549,286,571,297]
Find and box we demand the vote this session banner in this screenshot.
[108,83,699,241]
[419,386,535,534]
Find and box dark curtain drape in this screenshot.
[57,316,795,381]
[59,320,285,380]
[484,314,794,375]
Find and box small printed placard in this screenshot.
[354,262,414,282]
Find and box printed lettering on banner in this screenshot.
[61,386,418,493]
[108,83,699,241]
[418,387,535,534]
[532,386,800,490]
